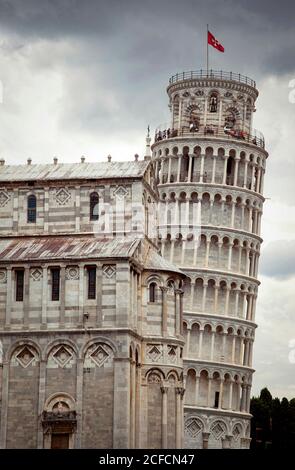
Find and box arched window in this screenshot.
[209,92,218,112]
[27,194,37,223]
[90,192,99,221]
[149,282,157,303]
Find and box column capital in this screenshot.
[159,286,168,293]
[175,386,185,397]
[160,385,169,394]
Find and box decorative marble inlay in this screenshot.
[0,269,7,283]
[113,185,128,200]
[211,421,226,440]
[65,266,79,280]
[102,265,116,279]
[147,345,162,362]
[168,345,177,362]
[186,418,202,438]
[55,188,71,206]
[30,268,42,281]
[52,345,73,368]
[16,346,35,368]
[0,189,10,207]
[90,344,109,367]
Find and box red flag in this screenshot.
[208,30,224,52]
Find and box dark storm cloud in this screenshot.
[0,0,295,77]
[260,240,295,279]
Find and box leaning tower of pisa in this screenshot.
[151,70,268,449]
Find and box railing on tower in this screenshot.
[154,124,265,149]
[168,70,256,88]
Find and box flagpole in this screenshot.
[206,24,209,76]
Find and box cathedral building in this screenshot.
[0,69,267,449]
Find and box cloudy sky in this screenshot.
[0,0,294,399]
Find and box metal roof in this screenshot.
[144,248,184,275]
[0,160,150,182]
[0,236,183,276]
[0,236,141,262]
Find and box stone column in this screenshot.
[200,154,205,182]
[190,281,194,310]
[185,197,190,225]
[186,327,191,356]
[233,157,240,186]
[195,375,200,405]
[240,338,245,364]
[23,265,30,328]
[37,359,46,448]
[0,359,9,448]
[41,265,48,328]
[246,294,253,321]
[250,165,256,191]
[75,185,81,232]
[160,385,168,448]
[160,286,168,336]
[179,290,184,335]
[243,340,249,366]
[175,387,184,448]
[59,265,66,328]
[130,359,136,448]
[205,239,210,268]
[240,384,247,412]
[260,170,265,194]
[78,265,84,326]
[188,155,193,182]
[213,285,219,313]
[44,186,49,232]
[202,282,207,312]
[243,159,249,188]
[135,363,141,448]
[174,289,180,337]
[256,168,262,192]
[218,241,223,268]
[229,381,233,409]
[177,156,182,182]
[167,157,172,183]
[211,155,216,183]
[222,156,228,185]
[245,248,250,275]
[231,335,236,363]
[198,329,204,359]
[207,377,212,407]
[228,242,233,270]
[113,357,130,448]
[241,203,245,230]
[75,358,84,448]
[238,245,242,273]
[249,341,254,367]
[202,432,210,449]
[231,201,236,228]
[5,267,12,328]
[210,332,215,361]
[225,287,230,316]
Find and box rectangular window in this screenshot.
[51,268,60,301]
[87,267,96,299]
[214,391,220,408]
[15,270,24,301]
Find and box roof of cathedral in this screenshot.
[144,247,184,276]
[0,236,141,261]
[0,235,183,276]
[0,160,150,182]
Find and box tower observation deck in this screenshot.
[151,70,268,449]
